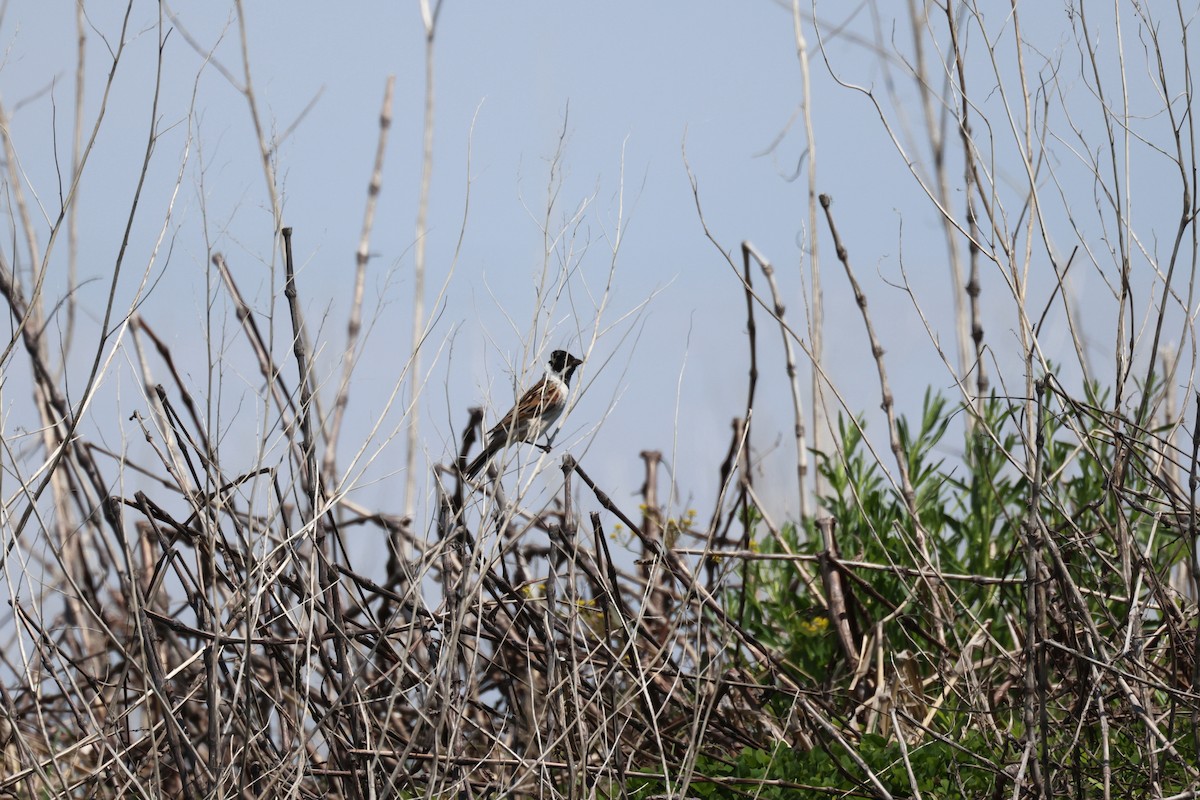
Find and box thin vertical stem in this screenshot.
[404,6,439,522]
[325,76,397,485]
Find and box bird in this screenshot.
[463,349,584,479]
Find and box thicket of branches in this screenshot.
[1,2,1198,799]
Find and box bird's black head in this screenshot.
[549,349,584,383]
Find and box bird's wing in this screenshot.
[490,376,562,440]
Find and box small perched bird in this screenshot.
[464,349,584,479]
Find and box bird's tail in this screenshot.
[463,437,505,479]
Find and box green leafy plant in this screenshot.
[717,385,1198,798]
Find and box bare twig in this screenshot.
[403,4,440,522]
[325,76,397,486]
[818,192,947,645]
[744,241,810,521]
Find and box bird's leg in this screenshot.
[536,430,558,453]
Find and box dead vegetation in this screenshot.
[2,1,1200,798]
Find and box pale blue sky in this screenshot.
[0,2,1189,531]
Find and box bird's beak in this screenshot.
[568,354,584,367]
